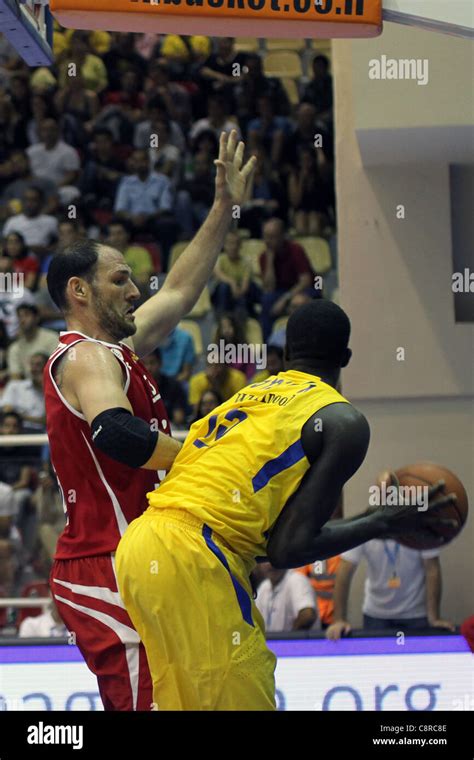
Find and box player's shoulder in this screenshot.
[301,402,370,464]
[61,339,124,376]
[319,402,369,437]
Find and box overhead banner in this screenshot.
[50,0,383,38]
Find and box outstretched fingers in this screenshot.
[241,154,257,180]
[218,130,228,165]
[226,129,238,163]
[234,140,245,171]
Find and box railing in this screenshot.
[0,598,50,609]
[0,429,190,447]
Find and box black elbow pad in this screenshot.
[90,407,158,468]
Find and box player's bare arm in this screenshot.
[267,404,456,568]
[57,340,182,471]
[127,130,256,357]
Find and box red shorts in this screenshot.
[51,554,152,711]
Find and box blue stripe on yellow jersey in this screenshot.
[146,369,350,569]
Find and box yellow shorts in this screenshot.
[115,508,276,711]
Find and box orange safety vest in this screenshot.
[297,556,341,626]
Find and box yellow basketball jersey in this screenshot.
[146,370,350,567]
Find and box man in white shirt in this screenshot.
[19,599,68,638]
[7,304,58,379]
[326,539,455,639]
[27,119,80,205]
[189,94,242,144]
[1,352,47,430]
[2,186,58,255]
[256,563,318,632]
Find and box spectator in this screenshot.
[212,230,260,316]
[247,94,293,168]
[102,68,145,126]
[288,145,329,236]
[301,54,333,122]
[297,556,341,630]
[188,360,246,411]
[256,563,318,632]
[0,482,21,601]
[79,128,126,219]
[7,73,31,126]
[134,95,186,153]
[0,96,25,162]
[240,145,286,237]
[250,344,284,384]
[285,102,334,175]
[190,129,219,164]
[189,93,242,144]
[142,348,188,429]
[0,352,48,431]
[7,304,58,380]
[19,597,68,638]
[0,151,58,220]
[260,218,314,339]
[114,148,179,267]
[26,91,57,146]
[198,37,247,106]
[1,232,39,291]
[0,411,39,556]
[213,313,255,379]
[55,72,100,148]
[148,117,182,186]
[176,151,216,238]
[235,53,290,128]
[157,34,210,81]
[267,292,315,349]
[58,30,108,94]
[2,185,58,257]
[190,388,222,423]
[31,462,65,566]
[326,539,455,639]
[103,32,147,91]
[0,257,37,339]
[144,61,191,128]
[160,326,195,382]
[106,218,154,299]
[26,119,81,205]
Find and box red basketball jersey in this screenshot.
[44,331,171,559]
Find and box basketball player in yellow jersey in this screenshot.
[116,300,454,711]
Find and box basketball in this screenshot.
[393,462,469,550]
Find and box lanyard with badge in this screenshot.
[384,541,401,588]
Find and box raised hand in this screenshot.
[213,130,256,207]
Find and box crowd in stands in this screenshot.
[0,28,354,634]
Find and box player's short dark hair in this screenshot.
[47,240,100,313]
[286,299,351,367]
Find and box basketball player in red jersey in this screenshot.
[43,132,256,711]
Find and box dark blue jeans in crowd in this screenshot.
[212,281,261,317]
[363,614,430,630]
